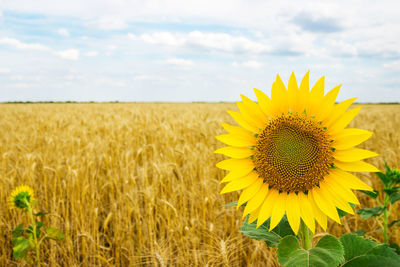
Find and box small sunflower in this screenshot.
[7,185,35,210]
[215,71,379,234]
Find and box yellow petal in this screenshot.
[298,70,310,113]
[324,97,357,128]
[243,184,269,217]
[308,193,327,231]
[256,189,278,227]
[227,110,260,133]
[241,94,268,123]
[324,175,360,205]
[253,88,273,117]
[333,129,373,150]
[298,193,315,233]
[216,158,254,171]
[311,76,325,98]
[216,134,256,147]
[221,122,254,137]
[307,76,325,116]
[329,169,373,191]
[329,107,362,135]
[334,160,380,172]
[286,192,301,234]
[320,182,354,215]
[214,146,254,159]
[317,85,341,122]
[271,74,288,114]
[248,205,262,224]
[310,187,341,223]
[220,167,254,183]
[300,70,310,92]
[287,72,299,113]
[237,102,265,130]
[237,179,264,208]
[334,148,378,162]
[269,192,287,231]
[220,172,259,194]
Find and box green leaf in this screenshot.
[340,233,376,261]
[376,172,391,188]
[388,218,400,228]
[240,215,294,247]
[359,190,379,199]
[352,229,365,236]
[389,242,400,255]
[45,227,64,241]
[12,224,25,242]
[240,219,281,247]
[386,162,400,184]
[27,222,43,238]
[223,201,237,207]
[223,201,247,207]
[34,211,49,217]
[12,237,30,260]
[356,206,384,219]
[389,192,400,204]
[269,215,295,239]
[277,235,344,267]
[384,187,400,196]
[340,233,400,267]
[338,204,356,218]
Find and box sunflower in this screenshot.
[215,71,379,234]
[7,185,35,210]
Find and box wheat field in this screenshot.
[0,103,399,266]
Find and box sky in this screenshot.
[0,0,400,102]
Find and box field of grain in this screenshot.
[0,103,399,266]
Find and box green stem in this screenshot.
[383,193,390,244]
[298,220,313,250]
[26,201,41,267]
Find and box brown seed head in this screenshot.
[254,113,333,192]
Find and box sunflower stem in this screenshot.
[383,193,390,244]
[26,199,41,267]
[298,220,313,250]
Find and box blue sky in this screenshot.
[0,0,400,102]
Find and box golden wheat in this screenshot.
[0,103,399,266]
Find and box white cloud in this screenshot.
[0,68,12,74]
[1,1,400,102]
[55,49,80,60]
[85,50,98,57]
[136,31,270,54]
[127,33,136,40]
[132,75,156,81]
[106,45,117,50]
[10,74,42,82]
[0,37,83,62]
[9,83,33,89]
[383,60,400,71]
[187,31,269,53]
[140,32,185,46]
[232,60,263,69]
[0,38,50,51]
[104,45,117,56]
[110,81,126,87]
[87,16,127,30]
[327,40,358,57]
[57,28,70,37]
[164,58,194,67]
[242,61,263,69]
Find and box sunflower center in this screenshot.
[14,192,31,209]
[254,113,333,192]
